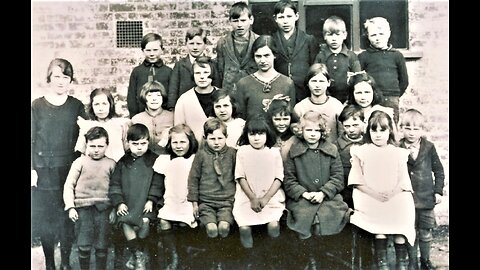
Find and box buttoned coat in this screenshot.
[283,139,350,237]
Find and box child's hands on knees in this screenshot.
[143,200,153,213]
[68,208,79,222]
[117,203,129,216]
[435,194,442,204]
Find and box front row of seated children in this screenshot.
[63,105,444,270]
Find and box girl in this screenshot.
[75,88,131,162]
[283,110,351,269]
[234,35,296,120]
[348,110,415,270]
[211,89,245,149]
[294,63,344,143]
[153,124,199,269]
[31,58,88,270]
[265,95,299,160]
[174,56,220,143]
[232,114,285,268]
[131,80,174,153]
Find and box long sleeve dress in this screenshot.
[348,143,416,245]
[232,145,286,227]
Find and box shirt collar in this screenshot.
[143,59,164,68]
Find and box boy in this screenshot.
[358,17,409,123]
[335,104,365,208]
[272,0,319,103]
[399,108,445,270]
[127,33,172,118]
[109,123,165,270]
[63,126,116,270]
[187,118,237,269]
[216,1,258,92]
[167,27,220,111]
[314,15,361,104]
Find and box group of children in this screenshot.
[31,1,445,270]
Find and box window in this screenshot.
[249,0,414,56]
[116,21,143,48]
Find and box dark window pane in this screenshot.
[251,3,277,36]
[360,0,408,49]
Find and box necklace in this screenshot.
[309,96,329,105]
[252,73,280,93]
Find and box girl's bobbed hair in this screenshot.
[237,114,277,148]
[165,124,199,159]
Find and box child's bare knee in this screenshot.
[206,223,218,238]
[418,228,433,242]
[267,221,280,238]
[218,221,230,238]
[159,219,172,231]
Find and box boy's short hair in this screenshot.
[47,58,74,83]
[400,108,425,128]
[323,15,347,35]
[185,27,207,44]
[141,33,164,50]
[85,126,109,145]
[364,17,391,34]
[204,118,228,137]
[229,2,252,20]
[339,104,364,123]
[127,123,150,141]
[273,0,297,16]
[139,80,167,107]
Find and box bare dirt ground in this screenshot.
[31,225,449,270]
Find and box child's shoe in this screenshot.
[420,258,436,270]
[125,253,135,269]
[134,250,147,270]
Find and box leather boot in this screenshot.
[374,238,389,270]
[407,242,419,270]
[95,249,108,270]
[395,243,408,270]
[78,256,90,270]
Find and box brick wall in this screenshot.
[31,0,449,224]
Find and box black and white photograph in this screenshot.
[31,0,449,269]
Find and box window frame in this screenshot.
[248,0,422,59]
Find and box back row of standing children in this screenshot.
[31,1,444,269]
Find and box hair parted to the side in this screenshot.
[400,108,426,129]
[185,27,208,44]
[229,1,252,20]
[237,114,277,148]
[192,55,219,84]
[139,80,167,108]
[211,89,240,119]
[165,124,198,158]
[127,123,150,142]
[323,15,347,35]
[204,118,228,138]
[85,126,110,145]
[339,104,365,123]
[88,88,117,120]
[364,110,396,145]
[46,58,74,83]
[304,63,330,91]
[295,110,329,141]
[273,0,297,16]
[141,33,164,50]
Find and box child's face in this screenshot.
[230,12,253,37]
[128,138,149,158]
[342,116,364,140]
[324,30,347,51]
[86,137,108,160]
[401,124,423,144]
[254,46,275,72]
[369,126,389,147]
[272,112,291,134]
[186,35,206,58]
[308,73,330,97]
[206,129,227,152]
[145,91,163,111]
[92,93,110,121]
[274,7,299,33]
[367,26,391,50]
[193,64,213,89]
[170,132,190,157]
[143,40,163,63]
[248,132,267,150]
[213,96,233,122]
[353,82,374,108]
[49,66,71,95]
[302,122,321,147]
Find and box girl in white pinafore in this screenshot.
[232,115,286,255]
[348,110,415,270]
